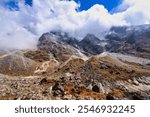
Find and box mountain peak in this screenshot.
[0,24,150,100]
[82,34,101,43]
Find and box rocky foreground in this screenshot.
[0,25,150,100]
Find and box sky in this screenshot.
[0,0,150,49]
[4,0,122,12]
[74,0,122,12]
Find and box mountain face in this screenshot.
[38,25,150,58]
[79,34,104,55]
[105,25,150,59]
[0,50,38,76]
[37,32,83,62]
[38,31,106,56]
[0,25,150,100]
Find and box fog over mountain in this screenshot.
[0,0,150,49]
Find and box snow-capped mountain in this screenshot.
[105,24,150,59]
[0,24,150,100]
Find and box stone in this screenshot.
[52,83,64,97]
[92,85,100,93]
[87,84,92,91]
[132,78,139,86]
[99,83,105,93]
[63,95,73,100]
[100,65,108,69]
[39,78,48,85]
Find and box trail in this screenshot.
[0,50,19,59]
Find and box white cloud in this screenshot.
[117,0,150,25]
[0,0,150,49]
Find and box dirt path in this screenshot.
[0,50,19,59]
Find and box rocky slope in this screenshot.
[0,25,150,100]
[0,50,38,76]
[105,24,150,59]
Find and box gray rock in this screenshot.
[52,82,64,97]
[92,85,100,93]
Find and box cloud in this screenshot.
[116,0,150,25]
[0,0,150,49]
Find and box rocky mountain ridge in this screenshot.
[38,24,150,58]
[106,24,150,59]
[0,24,150,100]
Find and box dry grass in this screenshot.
[108,89,125,98]
[24,50,50,62]
[64,84,106,100]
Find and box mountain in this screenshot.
[38,31,107,56]
[0,50,38,76]
[37,32,86,62]
[79,34,105,55]
[0,24,150,100]
[105,24,150,59]
[38,25,150,58]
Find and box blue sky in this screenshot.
[5,0,122,12]
[4,0,32,10]
[74,0,122,12]
[25,0,32,5]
